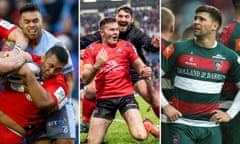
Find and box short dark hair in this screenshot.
[99,17,117,30]
[19,3,41,14]
[117,5,133,17]
[195,5,222,30]
[46,46,68,65]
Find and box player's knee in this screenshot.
[132,131,148,141]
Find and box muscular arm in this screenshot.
[82,64,98,85]
[0,51,31,73]
[7,27,28,50]
[131,58,148,76]
[19,64,55,111]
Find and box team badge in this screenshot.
[214,60,222,71]
[116,47,123,54]
[162,44,174,59]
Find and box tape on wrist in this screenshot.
[14,45,22,53]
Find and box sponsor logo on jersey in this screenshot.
[0,19,15,30]
[54,87,65,103]
[212,54,226,60]
[100,60,124,73]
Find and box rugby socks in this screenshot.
[82,96,96,124]
[153,105,160,118]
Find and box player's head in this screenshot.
[40,45,68,81]
[116,5,133,32]
[181,24,194,40]
[19,3,42,41]
[99,17,119,45]
[161,7,175,34]
[193,5,222,37]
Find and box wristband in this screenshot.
[14,45,22,53]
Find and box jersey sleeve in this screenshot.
[43,74,69,110]
[228,53,240,83]
[83,44,95,65]
[161,43,176,75]
[126,41,139,63]
[0,18,17,39]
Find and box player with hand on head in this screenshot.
[83,17,159,143]
[80,5,160,133]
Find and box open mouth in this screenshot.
[118,22,128,27]
[28,29,37,35]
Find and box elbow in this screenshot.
[36,99,55,111]
[82,74,90,85]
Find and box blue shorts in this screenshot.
[26,99,76,142]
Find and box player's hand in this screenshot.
[80,50,85,59]
[151,35,159,48]
[209,109,231,123]
[140,66,152,78]
[94,48,108,69]
[162,104,182,121]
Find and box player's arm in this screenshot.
[135,29,159,53]
[209,82,240,123]
[82,48,108,84]
[64,71,74,96]
[7,27,29,51]
[131,58,152,78]
[0,51,31,73]
[225,82,240,119]
[18,63,56,111]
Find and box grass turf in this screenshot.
[80,95,160,144]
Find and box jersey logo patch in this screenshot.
[116,47,123,54]
[54,87,66,103]
[162,44,174,59]
[0,19,15,30]
[214,60,222,71]
[235,38,240,51]
[87,44,92,49]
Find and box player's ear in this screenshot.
[41,55,45,63]
[18,20,23,28]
